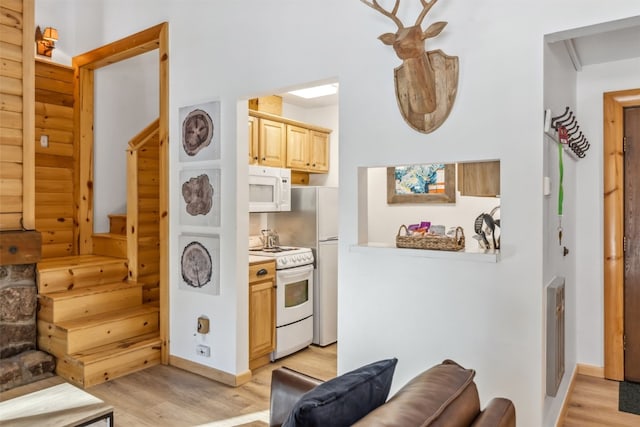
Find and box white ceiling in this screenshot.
[570,25,640,68]
[546,15,640,71]
[279,91,339,109]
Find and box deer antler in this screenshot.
[415,0,438,27]
[360,0,404,30]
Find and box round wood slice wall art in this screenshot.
[182,174,214,216]
[182,109,214,156]
[181,241,213,288]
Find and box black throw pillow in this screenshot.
[282,358,398,427]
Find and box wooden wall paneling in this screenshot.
[21,0,34,230]
[603,88,640,380]
[0,58,22,79]
[126,148,139,282]
[34,60,75,258]
[0,127,22,146]
[0,161,21,179]
[1,93,23,113]
[0,0,24,14]
[0,0,27,231]
[75,67,94,254]
[158,22,169,364]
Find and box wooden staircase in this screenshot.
[36,251,162,388]
[36,119,163,388]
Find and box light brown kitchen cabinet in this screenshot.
[249,110,331,175]
[309,130,330,173]
[286,125,310,170]
[258,118,286,167]
[248,259,276,370]
[458,161,500,197]
[248,115,259,165]
[286,126,330,173]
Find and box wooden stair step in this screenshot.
[108,213,127,235]
[38,281,143,323]
[92,233,127,258]
[56,333,162,388]
[38,305,159,356]
[37,255,128,294]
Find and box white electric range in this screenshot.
[249,245,314,360]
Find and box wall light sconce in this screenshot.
[35,26,58,57]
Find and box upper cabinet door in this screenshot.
[286,125,310,170]
[458,161,500,197]
[259,119,286,167]
[309,131,329,173]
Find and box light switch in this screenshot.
[543,176,551,196]
[40,134,49,148]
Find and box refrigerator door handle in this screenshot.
[320,237,339,242]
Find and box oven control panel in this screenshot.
[277,252,314,269]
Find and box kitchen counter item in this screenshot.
[396,225,465,251]
[260,229,279,249]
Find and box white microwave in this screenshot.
[248,165,291,212]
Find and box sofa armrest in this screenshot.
[471,398,516,427]
[269,367,324,427]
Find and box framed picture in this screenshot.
[179,168,221,227]
[178,234,220,295]
[387,163,456,204]
[179,100,221,162]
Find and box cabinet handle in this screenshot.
[306,163,310,166]
[262,157,266,161]
[257,268,268,276]
[312,163,316,167]
[254,156,258,160]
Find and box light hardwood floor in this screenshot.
[3,348,640,426]
[1,344,336,427]
[561,374,640,426]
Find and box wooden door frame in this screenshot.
[72,22,170,363]
[603,88,640,380]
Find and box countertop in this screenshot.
[249,254,273,264]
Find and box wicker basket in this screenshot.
[396,225,465,251]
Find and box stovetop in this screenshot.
[249,246,299,253]
[249,246,314,269]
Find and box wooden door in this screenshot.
[286,125,309,170]
[625,107,640,382]
[309,131,330,173]
[259,119,285,167]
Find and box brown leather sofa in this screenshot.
[270,359,515,427]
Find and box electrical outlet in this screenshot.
[196,344,210,357]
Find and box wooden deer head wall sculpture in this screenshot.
[360,0,459,133]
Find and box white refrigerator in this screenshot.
[269,186,338,346]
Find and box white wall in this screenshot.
[35,0,75,65]
[541,38,578,426]
[575,56,640,366]
[93,52,158,232]
[36,1,640,426]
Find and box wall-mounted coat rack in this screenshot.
[543,107,590,160]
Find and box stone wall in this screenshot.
[0,264,37,357]
[0,264,55,391]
